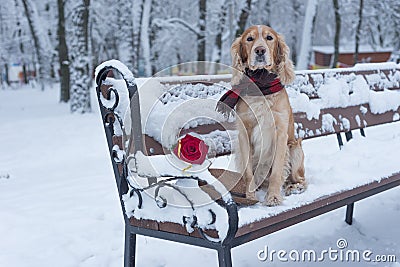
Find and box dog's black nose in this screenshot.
[255,46,266,56]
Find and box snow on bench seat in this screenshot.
[119,63,400,237]
[123,120,400,231]
[236,121,400,227]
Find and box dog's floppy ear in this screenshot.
[231,37,246,85]
[274,34,295,85]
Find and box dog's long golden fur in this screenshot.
[232,25,306,206]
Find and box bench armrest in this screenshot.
[95,60,238,244]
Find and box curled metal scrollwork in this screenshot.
[95,62,238,245]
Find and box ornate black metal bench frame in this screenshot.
[95,62,400,267]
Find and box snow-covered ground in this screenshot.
[0,85,399,267]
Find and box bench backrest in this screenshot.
[95,62,400,162]
[290,65,400,139]
[141,63,400,156]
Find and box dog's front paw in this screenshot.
[263,194,283,206]
[284,182,307,196]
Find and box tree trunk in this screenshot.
[332,0,341,68]
[197,0,206,74]
[133,0,144,76]
[20,0,51,90]
[4,63,9,85]
[117,1,136,74]
[15,0,29,84]
[297,0,318,70]
[228,1,234,44]
[290,0,302,65]
[139,0,152,77]
[392,0,400,51]
[150,23,160,75]
[22,64,28,84]
[353,0,363,65]
[210,2,226,74]
[235,0,252,37]
[57,0,70,102]
[69,0,91,113]
[216,7,226,67]
[265,0,271,26]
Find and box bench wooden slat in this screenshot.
[158,221,189,236]
[130,217,159,230]
[232,172,400,247]
[294,104,400,139]
[142,103,400,156]
[130,218,221,240]
[190,229,220,239]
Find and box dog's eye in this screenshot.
[246,36,254,42]
[266,35,273,41]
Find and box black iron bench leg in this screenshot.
[124,226,136,267]
[338,131,353,150]
[360,128,366,137]
[336,133,344,149]
[345,131,353,142]
[345,203,354,225]
[217,245,233,267]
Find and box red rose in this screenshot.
[173,134,209,165]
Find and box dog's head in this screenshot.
[231,25,295,85]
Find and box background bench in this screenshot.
[95,60,400,267]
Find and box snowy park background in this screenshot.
[1,0,400,266]
[1,0,400,112]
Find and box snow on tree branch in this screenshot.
[153,18,202,37]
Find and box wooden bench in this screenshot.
[94,60,400,267]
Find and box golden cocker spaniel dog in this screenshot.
[217,25,307,206]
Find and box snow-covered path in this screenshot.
[0,86,399,267]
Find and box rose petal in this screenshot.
[173,134,209,165]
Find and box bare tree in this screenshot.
[212,1,226,73]
[265,0,271,26]
[20,0,52,90]
[116,1,136,73]
[353,0,363,64]
[297,0,318,70]
[151,1,205,74]
[235,0,252,37]
[14,0,28,84]
[139,0,152,76]
[290,0,303,64]
[389,0,400,51]
[197,0,206,73]
[332,0,341,68]
[69,0,91,113]
[132,0,143,76]
[58,0,70,102]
